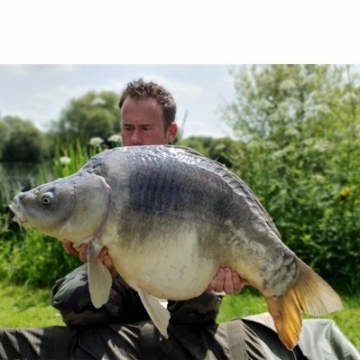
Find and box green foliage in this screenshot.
[0,281,63,327]
[222,65,346,143]
[0,116,46,162]
[217,288,268,322]
[0,141,95,286]
[221,64,360,293]
[0,170,36,241]
[179,136,246,169]
[48,91,121,148]
[245,140,360,293]
[0,231,81,287]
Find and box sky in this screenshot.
[1,0,359,140]
[0,64,237,139]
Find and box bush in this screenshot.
[233,138,360,294]
[0,141,96,286]
[0,230,81,287]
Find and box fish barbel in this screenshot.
[9,145,342,349]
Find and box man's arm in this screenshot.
[52,264,150,325]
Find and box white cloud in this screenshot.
[103,80,127,92]
[140,74,203,100]
[22,84,95,130]
[23,79,127,131]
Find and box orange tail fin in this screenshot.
[265,258,343,350]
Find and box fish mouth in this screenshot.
[9,202,28,225]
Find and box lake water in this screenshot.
[0,162,41,178]
[0,162,50,205]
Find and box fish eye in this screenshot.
[41,192,54,205]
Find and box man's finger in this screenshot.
[79,244,88,263]
[62,240,79,256]
[223,267,234,294]
[214,268,225,292]
[232,272,243,293]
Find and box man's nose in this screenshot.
[130,130,142,145]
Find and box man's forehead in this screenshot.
[120,96,167,129]
[121,119,155,126]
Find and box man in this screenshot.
[0,79,358,359]
[63,79,239,293]
[55,78,242,329]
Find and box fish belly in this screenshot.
[104,227,219,300]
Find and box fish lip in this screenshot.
[9,203,28,224]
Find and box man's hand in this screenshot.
[206,267,243,295]
[62,240,80,257]
[62,240,119,278]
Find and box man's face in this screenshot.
[120,97,177,146]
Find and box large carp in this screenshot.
[9,145,342,349]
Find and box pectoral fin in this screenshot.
[138,289,171,338]
[87,242,112,309]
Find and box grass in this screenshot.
[0,282,63,328]
[0,282,359,351]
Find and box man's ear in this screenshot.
[167,123,178,142]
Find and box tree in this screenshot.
[222,65,360,145]
[220,65,360,291]
[180,136,245,169]
[0,116,45,162]
[49,91,121,147]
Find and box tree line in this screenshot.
[0,91,121,163]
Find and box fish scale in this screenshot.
[130,156,186,213]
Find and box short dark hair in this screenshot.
[119,78,177,129]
